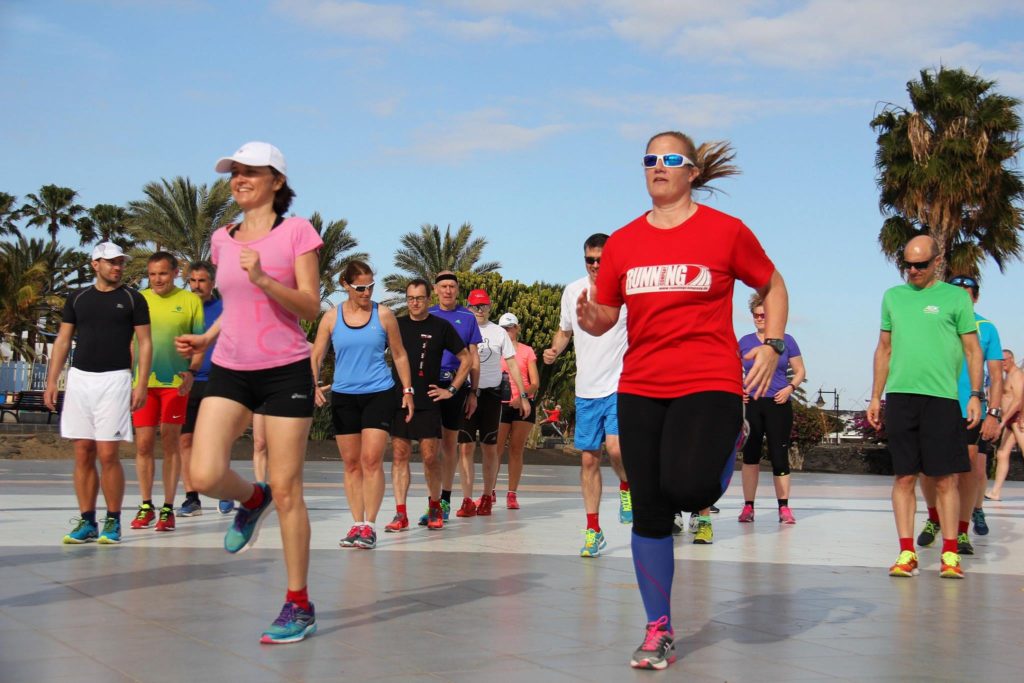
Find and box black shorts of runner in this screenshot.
[885,393,970,477]
[500,397,537,424]
[618,391,744,538]
[439,384,469,431]
[181,380,206,435]
[205,359,314,418]
[391,408,442,441]
[742,397,793,476]
[961,418,981,448]
[458,388,503,444]
[331,388,398,435]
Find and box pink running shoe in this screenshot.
[738,504,755,523]
[506,491,520,509]
[778,506,796,524]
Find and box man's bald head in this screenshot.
[904,235,939,260]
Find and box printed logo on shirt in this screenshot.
[291,393,307,400]
[923,305,940,315]
[625,264,711,294]
[116,303,124,309]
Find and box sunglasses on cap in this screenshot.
[350,281,375,293]
[949,276,978,288]
[642,153,695,168]
[902,258,934,271]
[585,256,600,265]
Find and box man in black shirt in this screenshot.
[45,242,153,545]
[384,279,471,531]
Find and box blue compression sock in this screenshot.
[631,531,674,630]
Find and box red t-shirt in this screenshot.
[595,205,775,399]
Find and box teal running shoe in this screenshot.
[619,489,633,524]
[97,517,122,545]
[260,602,317,644]
[441,499,451,521]
[224,483,273,554]
[972,508,989,536]
[580,528,607,558]
[62,517,98,544]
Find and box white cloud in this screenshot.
[402,108,572,162]
[440,16,531,42]
[274,0,419,41]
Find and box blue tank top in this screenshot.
[331,303,395,394]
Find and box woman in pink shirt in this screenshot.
[176,141,322,645]
[496,312,540,509]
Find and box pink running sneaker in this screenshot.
[506,491,520,509]
[738,504,755,523]
[339,525,361,548]
[778,506,796,524]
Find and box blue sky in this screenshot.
[3,0,1024,408]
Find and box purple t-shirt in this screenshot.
[428,304,482,378]
[738,333,801,399]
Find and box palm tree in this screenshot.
[871,66,1024,280]
[20,185,86,245]
[126,176,240,276]
[382,222,501,301]
[309,212,368,302]
[75,203,130,246]
[1,192,22,238]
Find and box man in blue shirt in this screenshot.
[917,274,1002,553]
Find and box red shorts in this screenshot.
[132,387,188,428]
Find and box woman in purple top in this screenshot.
[737,293,806,525]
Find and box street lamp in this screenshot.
[815,388,841,443]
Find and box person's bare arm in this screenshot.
[543,329,573,365]
[310,308,336,407]
[381,307,414,421]
[132,324,153,412]
[44,323,75,410]
[744,271,788,399]
[867,330,892,429]
[961,332,983,428]
[981,357,1003,440]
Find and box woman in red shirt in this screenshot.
[577,131,789,670]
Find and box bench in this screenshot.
[0,390,64,424]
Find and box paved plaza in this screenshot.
[1,457,1022,682]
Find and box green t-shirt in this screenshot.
[135,287,205,388]
[880,281,976,399]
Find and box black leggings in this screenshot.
[742,397,793,477]
[618,392,744,538]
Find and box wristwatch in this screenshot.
[988,407,1003,419]
[763,338,785,354]
[970,390,985,400]
[403,387,415,395]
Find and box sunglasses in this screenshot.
[902,258,934,271]
[642,153,694,168]
[753,312,766,320]
[469,304,490,311]
[949,276,978,288]
[350,281,375,292]
[585,256,601,265]
[406,295,428,303]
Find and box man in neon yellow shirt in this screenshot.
[130,252,204,532]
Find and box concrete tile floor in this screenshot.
[1,459,1023,682]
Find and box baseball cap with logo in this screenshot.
[214,141,287,175]
[498,312,519,328]
[467,289,491,306]
[91,242,130,261]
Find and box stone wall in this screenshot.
[796,443,1024,480]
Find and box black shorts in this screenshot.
[331,389,398,435]
[391,408,442,441]
[181,380,207,435]
[458,389,503,444]
[439,384,469,431]
[885,393,970,477]
[500,397,537,424]
[961,418,981,448]
[205,359,314,418]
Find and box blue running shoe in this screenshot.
[224,483,273,554]
[260,602,317,644]
[63,517,98,544]
[218,499,234,514]
[972,508,989,536]
[441,499,451,521]
[178,499,202,517]
[97,517,122,545]
[619,489,633,524]
[580,528,607,557]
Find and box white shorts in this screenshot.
[61,368,134,442]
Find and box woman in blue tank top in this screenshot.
[311,261,413,550]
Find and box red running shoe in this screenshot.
[476,494,493,516]
[506,491,520,509]
[427,506,444,530]
[456,497,477,518]
[384,513,408,533]
[130,503,155,529]
[154,507,175,532]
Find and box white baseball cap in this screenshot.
[498,312,519,328]
[91,242,130,261]
[214,141,287,175]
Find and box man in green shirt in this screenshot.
[867,235,983,580]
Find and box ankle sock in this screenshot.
[82,510,97,524]
[441,490,452,504]
[927,507,939,524]
[185,491,199,503]
[286,586,310,611]
[745,500,754,508]
[631,532,674,631]
[942,538,958,554]
[242,484,265,511]
[586,513,600,532]
[957,520,969,534]
[899,537,914,553]
[778,498,789,508]
[619,480,630,492]
[396,504,407,516]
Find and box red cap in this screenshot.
[467,289,491,306]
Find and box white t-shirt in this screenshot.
[477,320,516,389]
[561,276,627,399]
